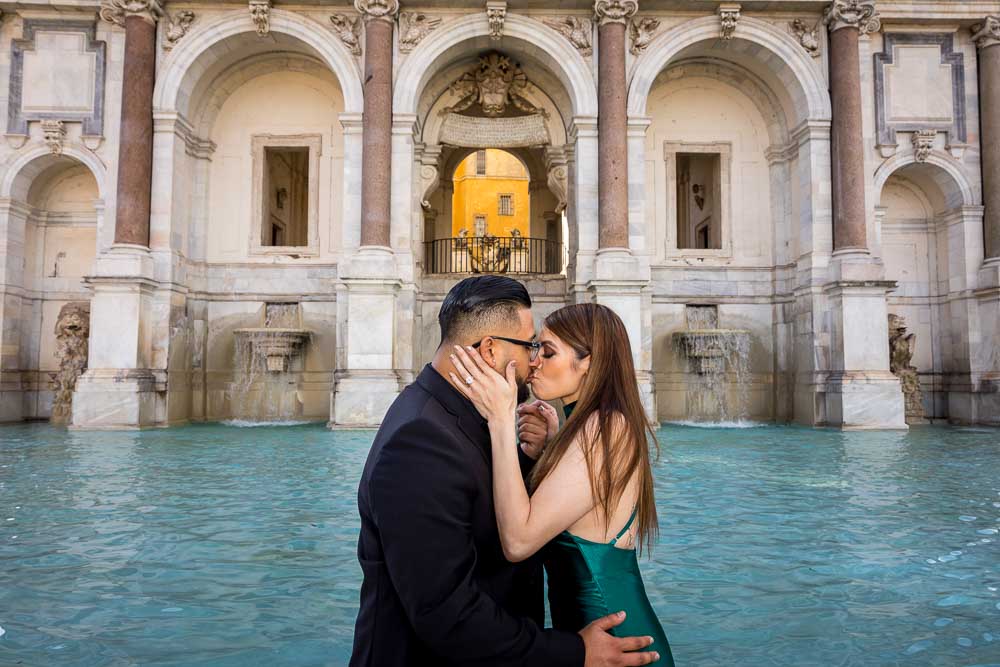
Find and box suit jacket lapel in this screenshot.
[415,364,491,464]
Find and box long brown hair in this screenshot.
[528,303,660,553]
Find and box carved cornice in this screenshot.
[593,0,638,28]
[353,0,399,24]
[823,0,880,35]
[99,0,164,27]
[971,16,1000,49]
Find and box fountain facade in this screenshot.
[230,304,312,423]
[671,305,753,424]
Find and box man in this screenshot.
[350,275,658,666]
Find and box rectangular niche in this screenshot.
[251,134,321,256]
[7,20,106,136]
[664,141,732,257]
[874,33,966,150]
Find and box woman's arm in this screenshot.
[450,345,596,563]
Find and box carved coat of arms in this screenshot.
[443,53,547,118]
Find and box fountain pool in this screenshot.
[1,423,998,665]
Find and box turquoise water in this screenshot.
[1,422,999,666]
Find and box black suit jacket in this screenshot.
[350,364,586,666]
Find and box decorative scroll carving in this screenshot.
[718,4,741,40]
[593,0,637,27]
[823,0,880,35]
[911,129,936,162]
[50,302,90,425]
[543,16,593,57]
[441,52,547,118]
[888,313,926,424]
[41,119,65,154]
[545,147,569,213]
[330,14,362,56]
[440,113,548,148]
[99,0,164,26]
[487,1,506,40]
[249,0,270,36]
[790,19,821,57]
[399,12,441,53]
[354,0,399,23]
[163,10,195,52]
[971,16,1000,49]
[629,17,660,55]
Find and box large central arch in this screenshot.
[394,13,598,118]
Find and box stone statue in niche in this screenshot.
[50,301,91,425]
[442,53,547,118]
[888,313,927,423]
[692,184,705,210]
[276,187,288,209]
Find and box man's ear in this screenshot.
[478,337,498,368]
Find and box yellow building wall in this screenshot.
[452,149,530,237]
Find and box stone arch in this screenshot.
[394,13,598,119]
[152,9,363,117]
[628,16,831,123]
[874,154,976,212]
[189,53,337,138]
[2,146,106,201]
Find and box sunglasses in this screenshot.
[471,336,542,361]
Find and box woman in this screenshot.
[450,303,674,665]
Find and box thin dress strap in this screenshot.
[609,507,638,546]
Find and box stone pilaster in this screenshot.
[973,17,1000,265]
[815,1,906,429]
[72,1,166,429]
[330,0,403,428]
[971,16,1000,424]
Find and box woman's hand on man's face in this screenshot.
[449,344,518,424]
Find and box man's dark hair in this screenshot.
[438,275,531,344]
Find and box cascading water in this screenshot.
[672,305,752,424]
[230,303,311,423]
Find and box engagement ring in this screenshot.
[465,376,474,385]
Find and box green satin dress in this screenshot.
[543,403,675,665]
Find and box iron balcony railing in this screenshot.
[424,236,562,275]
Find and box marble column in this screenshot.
[974,17,1000,263]
[357,0,396,248]
[824,0,878,253]
[331,0,402,428]
[972,16,1000,425]
[594,0,635,250]
[102,0,162,247]
[72,0,164,430]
